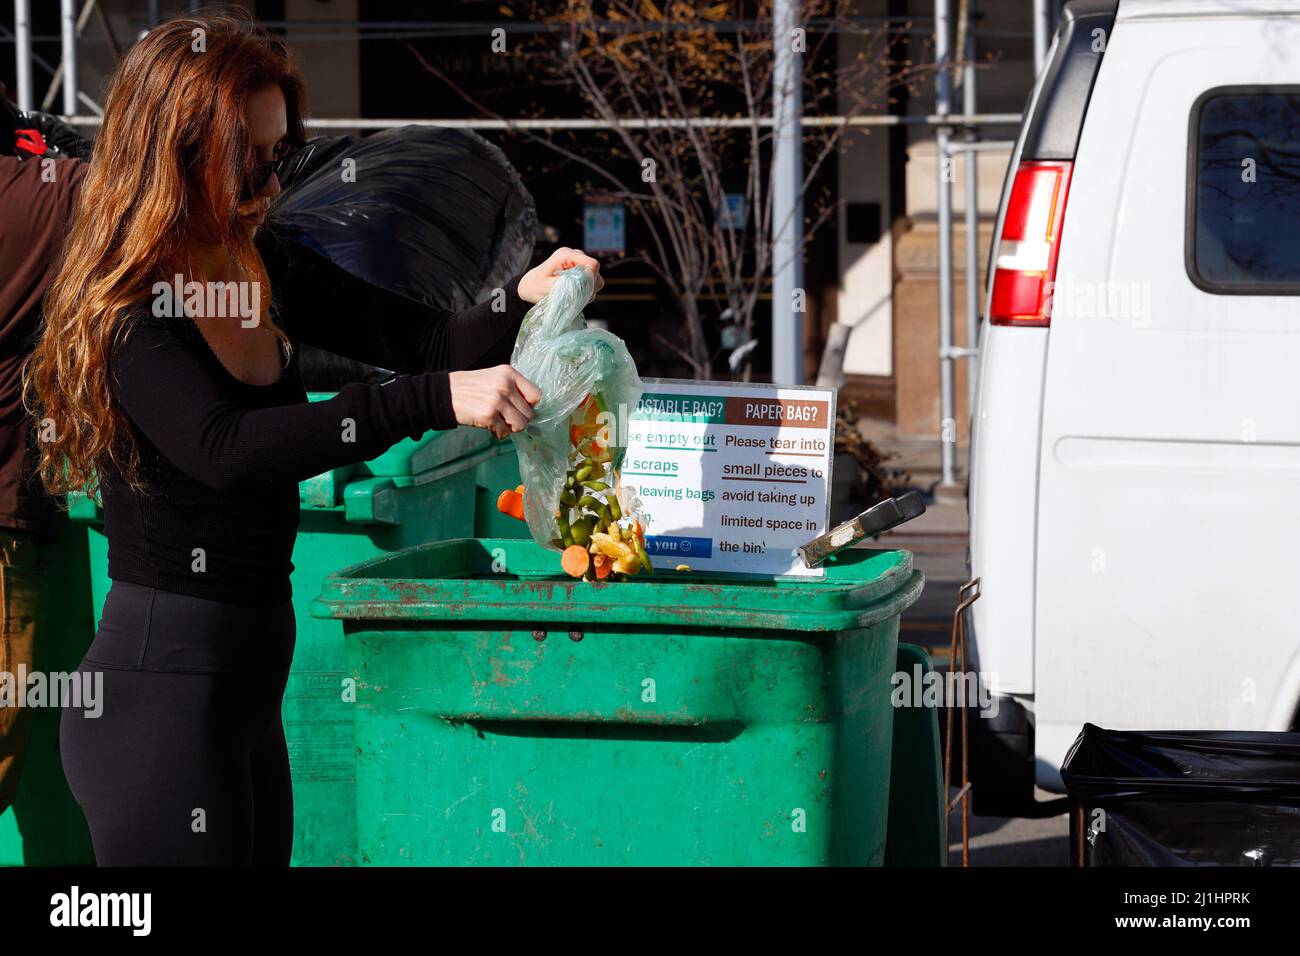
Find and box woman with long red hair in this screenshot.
[28,11,600,866]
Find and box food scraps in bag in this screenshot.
[507,265,643,554]
[496,393,652,582]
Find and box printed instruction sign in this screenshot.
[621,378,835,577]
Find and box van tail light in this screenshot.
[989,161,1073,327]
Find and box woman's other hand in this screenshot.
[448,365,542,439]
[517,247,604,304]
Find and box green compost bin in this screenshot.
[0,512,97,866]
[311,537,926,866]
[62,395,529,868]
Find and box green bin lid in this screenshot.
[307,391,491,477]
[311,537,924,632]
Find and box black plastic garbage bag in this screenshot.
[268,125,535,391]
[1062,723,1300,867]
[2,99,94,159]
[270,125,535,314]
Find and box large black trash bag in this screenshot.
[268,125,535,390]
[1062,723,1300,866]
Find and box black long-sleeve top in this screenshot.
[98,230,531,605]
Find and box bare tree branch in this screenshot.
[409,1,920,378]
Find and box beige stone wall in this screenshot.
[285,0,360,134]
[892,219,994,442]
[880,0,1035,442]
[835,0,896,381]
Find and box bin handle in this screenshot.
[452,715,745,743]
[796,491,926,567]
[343,477,399,525]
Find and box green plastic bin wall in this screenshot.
[311,537,926,866]
[0,513,97,866]
[472,438,529,540]
[62,394,525,868]
[884,643,947,866]
[284,420,490,866]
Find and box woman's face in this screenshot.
[237,85,288,234]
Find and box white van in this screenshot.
[968,0,1300,814]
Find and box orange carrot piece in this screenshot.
[561,545,590,578]
[593,553,612,580]
[496,489,526,521]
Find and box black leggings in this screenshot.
[59,580,296,866]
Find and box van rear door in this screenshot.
[1034,6,1300,786]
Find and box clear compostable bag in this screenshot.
[509,266,643,551]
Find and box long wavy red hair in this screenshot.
[26,9,305,497]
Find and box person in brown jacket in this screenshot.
[0,85,88,817]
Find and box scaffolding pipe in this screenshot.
[962,1,979,411]
[41,0,97,113]
[60,0,77,116]
[935,0,957,490]
[945,139,1015,152]
[1,17,102,115]
[13,0,33,111]
[3,16,1033,35]
[1033,0,1051,74]
[61,112,1024,129]
[771,0,804,385]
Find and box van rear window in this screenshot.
[1190,89,1300,293]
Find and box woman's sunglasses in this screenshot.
[241,136,314,200]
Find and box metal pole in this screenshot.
[771,0,805,385]
[935,0,957,491]
[147,0,159,27]
[963,1,979,411]
[14,0,33,111]
[42,0,98,113]
[1033,0,1051,75]
[60,0,77,116]
[64,114,1026,130]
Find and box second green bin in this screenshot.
[67,405,529,868]
[312,537,925,866]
